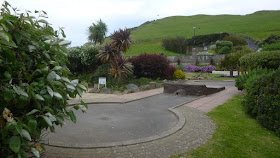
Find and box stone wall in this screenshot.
[167,54,224,66]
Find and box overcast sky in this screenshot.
[2,0,280,46]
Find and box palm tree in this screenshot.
[98,43,120,63]
[111,29,132,52]
[88,19,107,44]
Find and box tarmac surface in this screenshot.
[43,80,241,158]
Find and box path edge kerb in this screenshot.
[43,93,204,149]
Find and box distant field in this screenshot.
[126,11,280,56]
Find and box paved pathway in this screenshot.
[43,81,241,158]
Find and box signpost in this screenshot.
[98,77,106,89]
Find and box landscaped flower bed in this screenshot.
[185,65,216,73]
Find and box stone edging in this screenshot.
[43,94,204,148]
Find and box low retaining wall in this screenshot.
[164,82,225,96]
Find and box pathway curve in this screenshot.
[43,81,241,158]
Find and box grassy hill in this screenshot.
[126,10,280,56]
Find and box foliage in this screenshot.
[172,95,280,158]
[88,19,107,44]
[185,65,216,73]
[219,52,243,74]
[111,29,132,52]
[259,34,280,47]
[239,51,280,70]
[80,44,102,66]
[109,55,133,79]
[209,44,216,50]
[242,68,280,136]
[223,36,247,46]
[262,42,280,51]
[167,65,176,80]
[174,69,186,80]
[218,46,231,54]
[97,43,120,63]
[129,54,171,79]
[67,47,83,74]
[94,64,110,78]
[216,41,233,49]
[0,2,87,157]
[162,36,187,53]
[189,33,229,47]
[176,65,184,71]
[235,67,270,90]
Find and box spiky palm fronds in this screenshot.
[98,43,120,63]
[109,55,133,78]
[111,29,132,52]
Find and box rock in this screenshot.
[112,91,122,95]
[156,83,163,88]
[100,87,112,94]
[88,88,100,93]
[139,85,151,91]
[149,82,157,89]
[127,84,140,93]
[123,90,129,94]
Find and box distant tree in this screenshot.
[88,19,107,44]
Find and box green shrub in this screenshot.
[94,64,110,78]
[174,69,186,79]
[80,44,102,71]
[262,42,280,51]
[67,47,83,74]
[216,41,233,50]
[239,51,280,70]
[259,34,280,47]
[210,44,216,50]
[176,65,184,71]
[218,46,231,54]
[188,33,229,47]
[223,36,247,46]
[162,36,187,53]
[0,2,87,157]
[129,54,171,79]
[235,67,270,90]
[241,68,280,136]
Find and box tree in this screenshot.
[88,19,107,44]
[111,29,132,52]
[219,52,243,77]
[0,2,87,157]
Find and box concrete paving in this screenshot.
[42,80,242,158]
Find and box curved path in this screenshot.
[43,81,241,158]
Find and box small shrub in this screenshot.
[129,54,171,79]
[210,44,216,50]
[167,65,176,80]
[176,65,184,71]
[200,65,216,73]
[262,42,280,51]
[185,65,200,72]
[68,47,83,74]
[218,46,231,54]
[174,69,186,80]
[185,65,216,73]
[216,40,233,49]
[209,57,215,65]
[94,64,110,78]
[223,36,247,46]
[259,34,280,47]
[162,36,187,53]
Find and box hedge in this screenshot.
[239,51,280,70]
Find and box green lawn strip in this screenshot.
[171,95,280,158]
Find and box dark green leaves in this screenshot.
[68,110,76,123]
[9,136,21,153]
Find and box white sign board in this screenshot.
[98,77,106,89]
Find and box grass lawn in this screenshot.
[171,95,280,158]
[128,11,280,56]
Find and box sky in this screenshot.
[2,0,280,46]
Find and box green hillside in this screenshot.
[126,10,280,56]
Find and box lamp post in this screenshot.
[193,25,196,48]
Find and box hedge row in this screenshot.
[239,51,280,70]
[236,67,280,136]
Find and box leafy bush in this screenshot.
[218,46,231,54]
[210,44,216,50]
[94,64,110,78]
[162,36,187,53]
[223,36,247,46]
[67,47,83,74]
[235,67,270,90]
[80,44,102,67]
[241,68,280,136]
[0,2,87,157]
[185,65,200,72]
[259,34,280,47]
[239,51,280,70]
[262,42,280,51]
[167,65,176,80]
[176,65,184,71]
[216,41,233,49]
[174,69,186,79]
[190,33,229,46]
[129,54,171,79]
